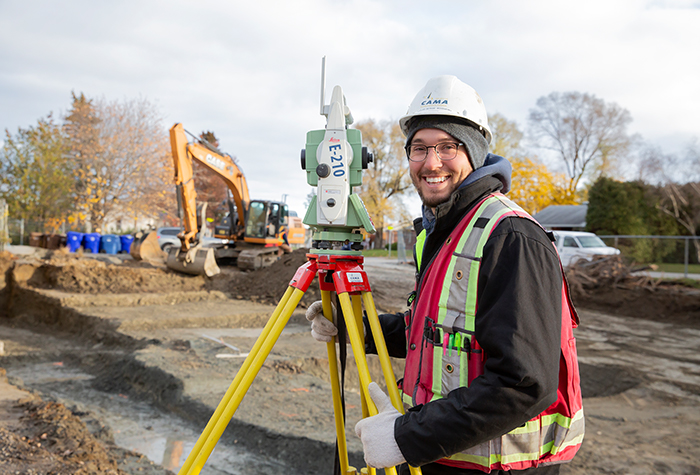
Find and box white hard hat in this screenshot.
[399,75,491,144]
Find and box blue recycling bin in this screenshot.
[82,233,100,253]
[100,234,120,254]
[66,232,84,253]
[119,234,134,254]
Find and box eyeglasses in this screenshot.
[405,142,464,162]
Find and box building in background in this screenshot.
[532,204,588,231]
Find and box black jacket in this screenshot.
[368,175,563,472]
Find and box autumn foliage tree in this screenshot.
[0,114,75,231]
[64,92,173,232]
[63,93,102,229]
[354,119,412,247]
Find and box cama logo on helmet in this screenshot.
[420,93,448,106]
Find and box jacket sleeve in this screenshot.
[394,217,563,466]
[364,312,408,358]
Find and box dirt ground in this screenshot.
[1,248,699,474]
[0,367,172,475]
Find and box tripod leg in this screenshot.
[337,293,376,415]
[177,286,296,475]
[350,294,370,421]
[361,291,403,411]
[321,289,351,475]
[337,293,381,475]
[183,287,306,475]
[362,291,423,475]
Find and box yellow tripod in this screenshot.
[177,252,421,475]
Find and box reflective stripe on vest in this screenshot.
[402,193,584,472]
[415,230,425,272]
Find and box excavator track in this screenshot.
[237,247,280,271]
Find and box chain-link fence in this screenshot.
[386,229,698,276]
[5,218,62,246]
[599,235,699,277]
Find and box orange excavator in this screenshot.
[132,123,297,276]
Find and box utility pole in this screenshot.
[387,226,393,258]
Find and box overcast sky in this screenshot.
[1,0,699,220]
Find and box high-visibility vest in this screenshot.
[402,193,584,472]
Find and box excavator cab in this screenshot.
[156,123,293,275]
[214,199,241,239]
[244,200,289,243]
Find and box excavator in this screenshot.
[131,123,293,277]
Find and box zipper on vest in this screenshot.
[413,318,431,405]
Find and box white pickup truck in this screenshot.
[551,230,620,267]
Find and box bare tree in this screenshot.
[490,112,526,161]
[528,92,632,198]
[490,113,577,214]
[64,93,174,232]
[97,97,174,230]
[644,140,700,261]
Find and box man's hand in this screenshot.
[354,382,406,469]
[305,300,338,343]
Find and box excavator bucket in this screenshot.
[130,231,165,261]
[166,246,220,277]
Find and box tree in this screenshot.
[64,93,174,232]
[509,157,576,214]
[192,131,229,228]
[528,92,633,198]
[489,113,577,214]
[489,113,525,161]
[657,181,700,262]
[63,92,102,229]
[354,119,412,248]
[0,114,74,231]
[586,177,649,236]
[641,140,700,263]
[587,174,688,263]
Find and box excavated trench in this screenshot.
[0,251,365,473]
[0,313,342,473]
[5,359,285,474]
[3,249,700,474]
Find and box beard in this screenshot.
[412,179,456,209]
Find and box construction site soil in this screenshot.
[1,248,699,474]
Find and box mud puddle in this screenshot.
[5,361,286,474]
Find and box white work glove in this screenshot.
[305,300,338,343]
[354,382,406,469]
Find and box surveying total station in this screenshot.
[301,58,375,250]
[177,58,421,475]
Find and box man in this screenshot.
[307,76,584,474]
[277,224,292,256]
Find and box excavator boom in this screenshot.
[170,123,251,243]
[138,123,291,276]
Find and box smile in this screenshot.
[424,176,448,184]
